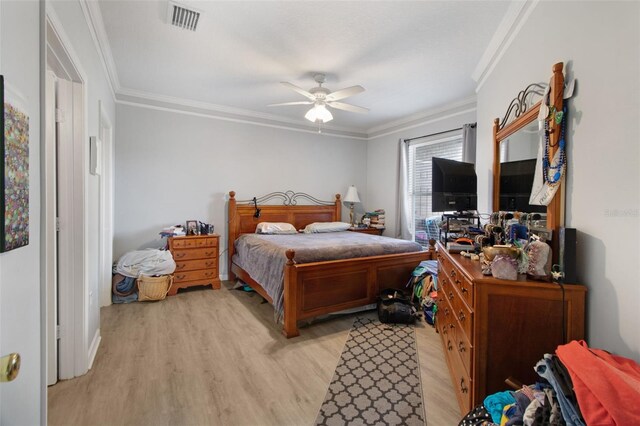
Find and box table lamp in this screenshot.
[343,185,360,227]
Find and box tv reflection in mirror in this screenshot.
[499,159,546,213]
[432,157,477,213]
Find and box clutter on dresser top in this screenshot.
[159,220,214,238]
[439,210,575,283]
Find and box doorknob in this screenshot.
[0,353,20,382]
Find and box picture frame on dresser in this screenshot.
[185,220,198,235]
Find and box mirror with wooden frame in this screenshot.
[492,62,565,255]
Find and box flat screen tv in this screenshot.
[431,157,477,213]
[499,159,546,213]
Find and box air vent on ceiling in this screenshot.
[167,1,201,31]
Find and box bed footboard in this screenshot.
[282,249,432,338]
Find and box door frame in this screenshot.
[45,8,90,380]
[98,101,114,308]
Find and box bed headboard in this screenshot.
[227,190,341,275]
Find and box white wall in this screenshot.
[114,104,368,277]
[366,106,477,238]
[0,0,42,423]
[476,1,640,361]
[49,0,116,346]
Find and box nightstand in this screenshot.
[348,227,385,236]
[168,234,221,295]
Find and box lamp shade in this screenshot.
[343,185,360,203]
[305,104,333,123]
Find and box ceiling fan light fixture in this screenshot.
[305,104,333,123]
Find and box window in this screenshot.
[407,131,463,245]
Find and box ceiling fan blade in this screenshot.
[267,101,314,107]
[280,82,316,101]
[325,85,365,101]
[327,101,369,114]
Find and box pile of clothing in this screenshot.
[459,340,640,426]
[112,249,176,303]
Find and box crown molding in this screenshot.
[472,0,540,93]
[116,90,369,140]
[78,0,120,99]
[117,87,361,133]
[366,96,476,140]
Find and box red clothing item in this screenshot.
[556,340,640,426]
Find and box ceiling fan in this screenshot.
[268,74,369,125]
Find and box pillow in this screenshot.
[255,222,297,235]
[302,222,351,233]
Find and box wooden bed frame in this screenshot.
[228,190,434,337]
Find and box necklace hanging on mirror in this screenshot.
[542,104,567,186]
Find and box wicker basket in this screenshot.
[137,275,173,302]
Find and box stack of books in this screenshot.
[366,209,386,229]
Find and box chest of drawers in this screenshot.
[435,242,586,414]
[168,234,221,295]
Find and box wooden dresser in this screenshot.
[435,242,586,414]
[168,234,221,295]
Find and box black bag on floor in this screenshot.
[377,288,418,324]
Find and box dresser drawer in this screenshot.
[454,322,473,376]
[171,236,218,249]
[455,274,474,308]
[450,285,473,343]
[173,269,218,283]
[195,237,218,247]
[449,338,473,414]
[171,247,217,261]
[175,258,217,272]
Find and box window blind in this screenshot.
[407,132,463,244]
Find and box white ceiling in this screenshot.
[98,0,508,134]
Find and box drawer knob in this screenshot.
[447,340,453,351]
[449,324,455,330]
[458,341,466,352]
[175,253,186,258]
[460,378,468,393]
[205,251,214,256]
[458,311,466,322]
[461,286,468,294]
[176,274,186,280]
[205,261,214,267]
[444,307,450,316]
[176,264,185,270]
[450,269,456,278]
[448,291,454,301]
[204,272,213,277]
[442,327,448,335]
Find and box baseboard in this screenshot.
[88,329,101,370]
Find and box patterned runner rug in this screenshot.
[315,317,425,426]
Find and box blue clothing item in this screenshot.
[483,391,516,424]
[112,276,138,304]
[535,355,585,426]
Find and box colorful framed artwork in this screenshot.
[1,75,30,252]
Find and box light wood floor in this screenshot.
[48,282,461,425]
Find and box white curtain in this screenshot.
[462,123,477,163]
[395,139,412,240]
